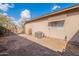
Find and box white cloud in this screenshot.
[21,9,31,19]
[9,4,14,8]
[0,3,14,12]
[18,9,31,28]
[52,4,61,10]
[2,13,8,16]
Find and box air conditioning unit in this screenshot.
[35,31,45,39]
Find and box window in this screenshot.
[48,20,64,29]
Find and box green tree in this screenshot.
[0,14,17,34]
[0,14,11,23]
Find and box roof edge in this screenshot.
[25,4,79,24]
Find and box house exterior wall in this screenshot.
[25,10,79,41]
[25,14,67,40]
[25,23,32,34]
[25,8,79,52]
[64,11,79,42]
[47,14,67,39]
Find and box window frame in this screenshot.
[48,20,65,29]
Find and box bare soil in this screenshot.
[0,34,61,56]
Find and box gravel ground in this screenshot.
[0,34,61,56]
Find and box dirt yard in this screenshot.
[0,34,78,56]
[0,34,61,56]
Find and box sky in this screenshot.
[0,3,78,21]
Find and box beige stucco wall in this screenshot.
[25,23,32,34]
[64,13,79,42]
[25,10,79,41]
[47,14,66,39]
[25,14,67,40]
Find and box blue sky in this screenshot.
[0,3,77,21]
